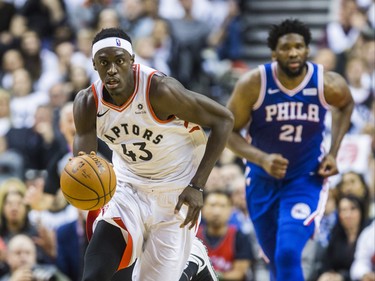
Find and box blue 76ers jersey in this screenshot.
[247,61,329,180]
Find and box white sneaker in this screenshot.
[188,238,218,281]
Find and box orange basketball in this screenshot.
[60,153,116,210]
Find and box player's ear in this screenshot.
[130,54,135,65]
[92,59,97,71]
[271,51,277,61]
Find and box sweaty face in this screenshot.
[93,47,134,96]
[273,33,309,77]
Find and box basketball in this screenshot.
[60,153,116,210]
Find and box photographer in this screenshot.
[0,234,70,281]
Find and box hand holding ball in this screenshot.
[61,152,116,210]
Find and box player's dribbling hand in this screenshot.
[174,187,203,229]
[318,154,338,178]
[261,153,289,179]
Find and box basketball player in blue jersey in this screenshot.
[72,27,232,281]
[226,19,354,281]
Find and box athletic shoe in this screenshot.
[189,238,218,281]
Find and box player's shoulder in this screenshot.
[75,85,95,102]
[238,67,261,86]
[232,67,262,97]
[149,73,185,99]
[74,85,97,111]
[323,71,348,91]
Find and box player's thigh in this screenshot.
[86,220,126,258]
[279,175,323,227]
[136,218,196,280]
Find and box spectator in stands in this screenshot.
[129,0,162,38]
[0,186,52,264]
[71,28,98,83]
[0,137,24,184]
[317,194,368,281]
[6,103,60,171]
[65,65,91,101]
[197,189,254,280]
[24,102,75,211]
[350,219,375,281]
[168,0,210,92]
[47,82,71,146]
[150,18,173,74]
[0,236,6,277]
[313,48,338,72]
[19,0,67,44]
[24,168,77,231]
[54,41,76,81]
[117,0,146,38]
[0,1,16,60]
[219,163,244,190]
[0,184,31,243]
[19,30,60,93]
[326,0,374,74]
[344,56,373,134]
[95,7,120,32]
[361,39,375,94]
[0,1,16,38]
[0,234,69,281]
[55,209,88,281]
[0,48,25,91]
[208,0,243,62]
[205,166,225,192]
[337,171,371,220]
[0,89,11,137]
[8,68,49,129]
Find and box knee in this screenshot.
[275,244,300,267]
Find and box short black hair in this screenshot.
[92,27,132,46]
[267,19,312,50]
[203,189,233,205]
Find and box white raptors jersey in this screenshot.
[91,64,207,190]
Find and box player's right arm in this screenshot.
[73,87,98,156]
[226,69,289,179]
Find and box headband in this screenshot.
[92,37,133,58]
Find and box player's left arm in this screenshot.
[73,88,98,156]
[150,75,234,227]
[319,71,354,177]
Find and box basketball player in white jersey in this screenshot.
[73,27,233,281]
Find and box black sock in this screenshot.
[179,262,198,281]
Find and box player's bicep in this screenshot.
[227,70,260,131]
[324,72,354,109]
[153,77,231,127]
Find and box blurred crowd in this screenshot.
[0,0,373,280]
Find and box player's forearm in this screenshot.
[329,101,354,157]
[227,132,267,167]
[190,119,233,188]
[73,133,98,156]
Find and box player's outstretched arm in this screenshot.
[319,71,354,177]
[150,75,234,228]
[73,88,98,156]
